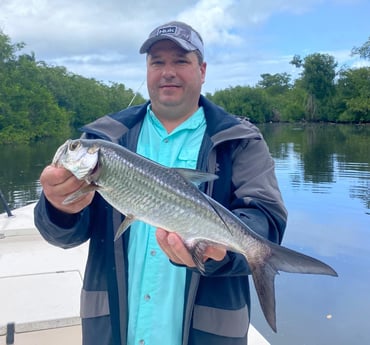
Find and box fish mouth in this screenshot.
[52,140,70,166]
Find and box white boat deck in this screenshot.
[0,203,269,344]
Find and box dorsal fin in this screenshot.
[174,168,218,185]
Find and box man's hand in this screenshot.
[156,228,226,269]
[40,165,95,214]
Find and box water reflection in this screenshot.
[0,138,63,211]
[256,124,370,345]
[260,123,370,210]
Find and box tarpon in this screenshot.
[52,138,338,332]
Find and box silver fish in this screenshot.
[52,138,338,332]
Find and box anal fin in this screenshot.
[114,214,136,241]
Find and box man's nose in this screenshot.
[162,64,176,78]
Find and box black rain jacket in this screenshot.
[34,95,287,345]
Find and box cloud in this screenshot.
[177,0,241,45]
[1,0,142,57]
[0,0,325,57]
[0,0,368,95]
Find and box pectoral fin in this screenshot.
[62,185,100,205]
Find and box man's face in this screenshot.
[146,40,206,119]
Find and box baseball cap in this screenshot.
[139,21,204,59]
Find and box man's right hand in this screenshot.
[40,165,95,214]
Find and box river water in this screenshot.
[0,123,369,344]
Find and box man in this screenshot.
[34,21,287,345]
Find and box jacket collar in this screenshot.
[81,96,261,145]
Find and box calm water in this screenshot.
[0,124,369,344]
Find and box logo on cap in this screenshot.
[158,26,177,36]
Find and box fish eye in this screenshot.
[69,141,80,151]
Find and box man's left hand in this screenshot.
[156,228,226,269]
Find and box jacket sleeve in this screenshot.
[34,192,92,249]
[230,136,287,244]
[199,133,287,277]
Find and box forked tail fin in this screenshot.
[249,242,338,332]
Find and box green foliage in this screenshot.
[289,53,338,121]
[208,86,272,122]
[0,31,145,144]
[334,67,370,123]
[257,73,292,95]
[300,53,337,100]
[351,36,370,60]
[256,73,295,122]
[277,88,306,122]
[300,54,338,121]
[1,31,369,145]
[290,54,303,68]
[206,58,369,124]
[37,62,145,128]
[0,32,24,63]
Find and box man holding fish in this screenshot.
[35,21,335,345]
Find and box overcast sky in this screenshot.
[1,0,369,98]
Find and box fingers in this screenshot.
[204,246,227,262]
[156,228,227,269]
[156,229,196,267]
[40,165,95,214]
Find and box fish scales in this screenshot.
[95,144,231,242]
[52,138,338,333]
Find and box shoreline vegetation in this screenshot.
[1,32,369,144]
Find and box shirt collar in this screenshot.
[146,104,205,136]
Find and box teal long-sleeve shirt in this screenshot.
[127,105,206,345]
